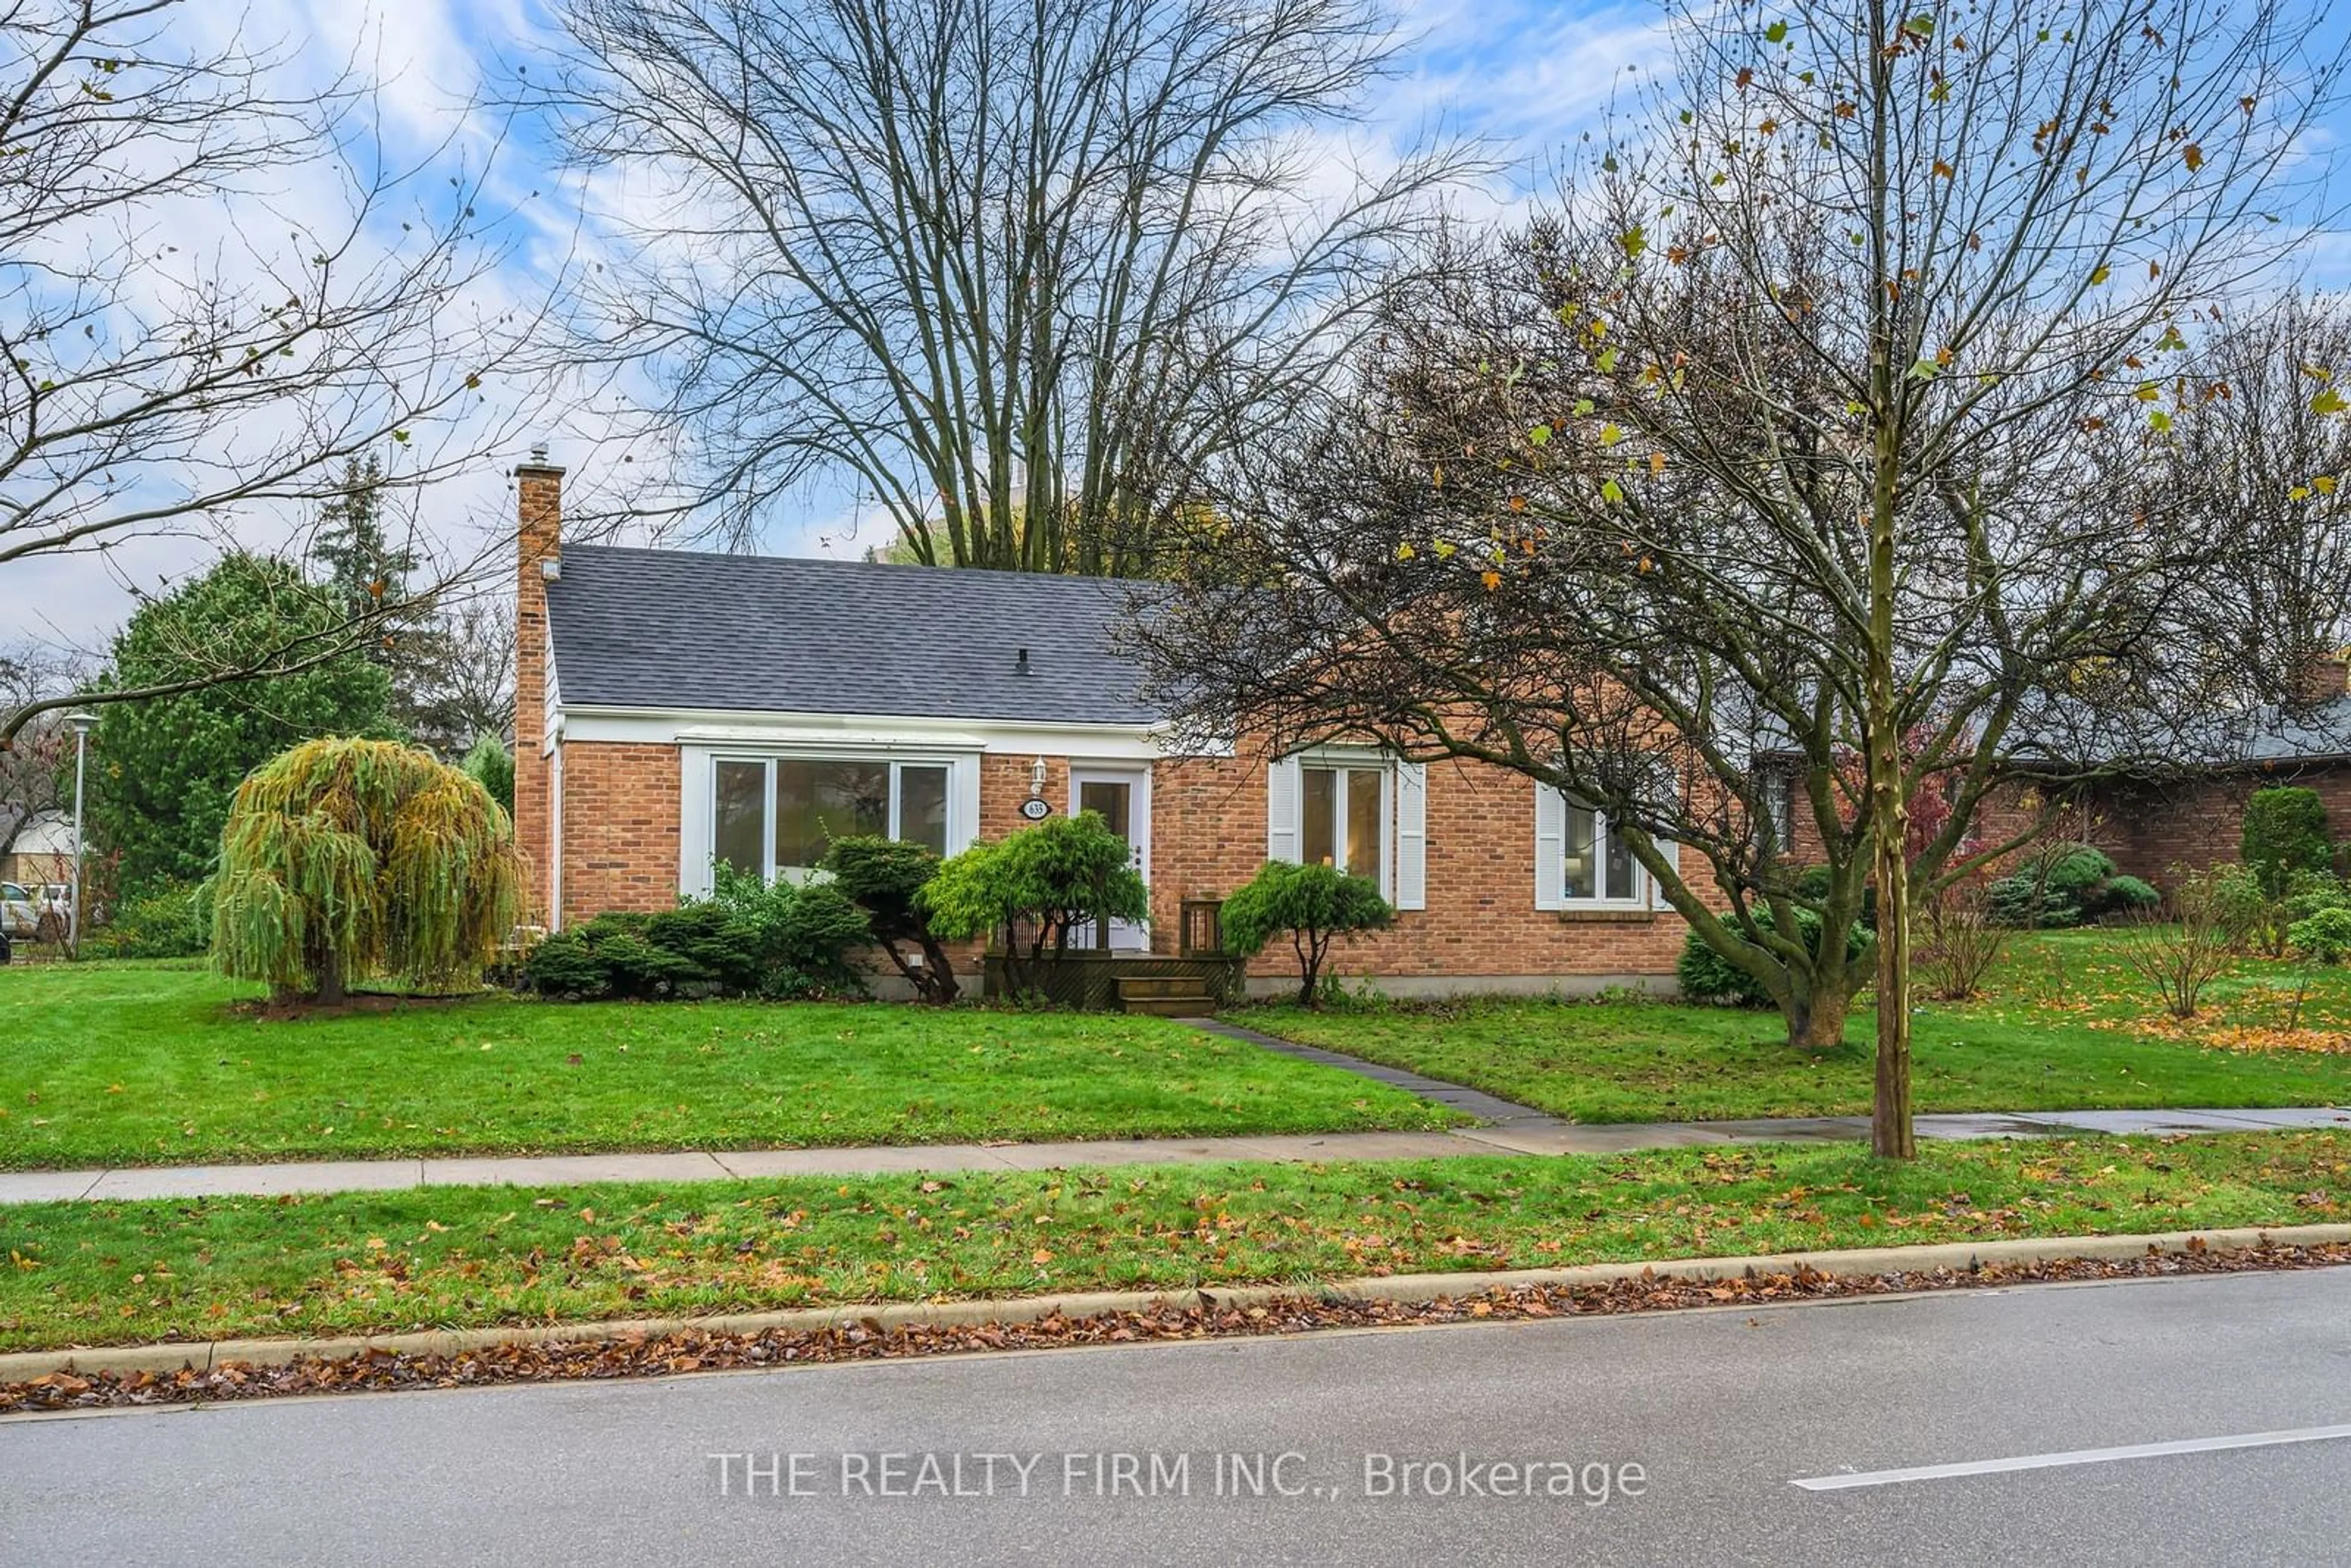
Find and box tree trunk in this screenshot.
[1785,980,1852,1051]
[315,947,347,1009]
[916,937,961,1005]
[1861,12,1915,1161]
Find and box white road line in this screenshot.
[1792,1423,2351,1491]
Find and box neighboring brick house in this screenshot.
[1762,658,2351,888]
[512,456,1688,996]
[2071,657,2351,883]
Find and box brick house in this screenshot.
[512,456,1689,996]
[2069,656,2351,883]
[1763,658,2351,888]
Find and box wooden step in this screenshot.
[1114,975,1217,1000]
[1119,994,1216,1018]
[1113,975,1216,1016]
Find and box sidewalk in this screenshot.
[6,1104,2345,1206]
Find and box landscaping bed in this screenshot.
[2,1128,2344,1352]
[0,964,1461,1171]
[1242,931,2351,1123]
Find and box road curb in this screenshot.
[9,1222,2350,1385]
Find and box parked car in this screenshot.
[0,882,66,942]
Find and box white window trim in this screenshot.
[678,745,980,898]
[1299,751,1390,896]
[1536,786,1655,912]
[1267,747,1425,909]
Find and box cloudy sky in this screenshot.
[15,0,2349,656]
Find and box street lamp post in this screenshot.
[65,711,97,957]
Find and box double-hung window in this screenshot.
[1267,751,1427,909]
[711,756,952,881]
[1300,763,1388,880]
[1537,786,1654,910]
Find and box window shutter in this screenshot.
[1649,830,1681,910]
[1393,762,1427,910]
[1266,756,1301,862]
[1533,783,1565,911]
[1646,758,1682,910]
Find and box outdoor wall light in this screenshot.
[1029,755,1048,797]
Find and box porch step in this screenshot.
[1114,975,1216,999]
[1114,975,1217,1016]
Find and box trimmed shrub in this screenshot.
[643,902,767,994]
[519,929,610,997]
[924,811,1149,993]
[81,880,213,960]
[2243,787,2331,900]
[1220,860,1395,1007]
[2101,874,2161,914]
[1678,906,1869,1008]
[2290,906,2351,966]
[823,835,959,1003]
[1985,843,2153,927]
[703,864,872,998]
[524,873,872,1002]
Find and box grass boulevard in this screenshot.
[4,931,2349,1356]
[3,1130,2346,1353]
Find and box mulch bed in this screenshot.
[227,991,487,1021]
[7,1239,2348,1415]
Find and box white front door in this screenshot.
[1069,766,1150,950]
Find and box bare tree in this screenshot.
[1137,0,2344,1157]
[2172,293,2351,689]
[0,641,84,854]
[544,0,1482,573]
[0,0,547,740]
[414,593,517,751]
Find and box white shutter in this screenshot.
[1533,783,1565,911]
[1646,758,1681,910]
[1393,762,1427,910]
[1650,831,1681,910]
[1266,756,1301,863]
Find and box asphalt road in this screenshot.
[6,1268,2351,1566]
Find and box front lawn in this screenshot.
[2,1130,2343,1351]
[1245,932,2351,1123]
[0,964,1460,1170]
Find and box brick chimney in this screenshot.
[513,446,563,923]
[2292,649,2351,707]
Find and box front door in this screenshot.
[1069,766,1150,950]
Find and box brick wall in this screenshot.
[1777,772,2094,879]
[1150,746,1689,986]
[512,456,562,925]
[986,746,1695,985]
[2082,764,2351,883]
[555,741,683,924]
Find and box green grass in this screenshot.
[2,1130,2344,1352]
[1247,932,2351,1123]
[0,964,1461,1171]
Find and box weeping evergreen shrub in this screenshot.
[211,737,523,1003]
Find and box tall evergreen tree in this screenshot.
[309,455,418,628]
[91,556,394,891]
[307,455,492,757]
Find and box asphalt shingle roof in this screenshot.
[543,545,1164,725]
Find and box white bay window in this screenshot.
[688,749,975,891]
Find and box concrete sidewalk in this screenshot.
[4,1104,2345,1206]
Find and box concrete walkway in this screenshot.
[5,1105,2346,1206]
